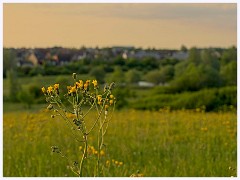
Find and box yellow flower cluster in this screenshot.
[66,80,98,95]
[97,94,116,110]
[42,84,59,95]
[85,145,105,156]
[42,79,99,97]
[105,159,123,167]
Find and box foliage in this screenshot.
[3,49,17,78]
[171,63,222,92]
[7,69,21,102]
[17,90,34,109]
[131,86,236,111]
[144,70,162,85]
[112,87,131,109]
[220,46,237,65]
[125,69,142,84]
[89,66,106,84]
[108,67,125,83]
[220,61,237,86]
[158,65,174,84]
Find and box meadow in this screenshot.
[3,107,237,177]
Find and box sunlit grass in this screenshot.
[3,109,237,177]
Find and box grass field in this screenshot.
[3,106,237,177]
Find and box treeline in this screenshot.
[3,46,237,111]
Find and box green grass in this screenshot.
[3,107,237,177]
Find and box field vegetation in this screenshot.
[4,108,237,177]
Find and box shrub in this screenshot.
[131,86,236,112]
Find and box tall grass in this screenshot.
[3,109,237,177]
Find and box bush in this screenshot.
[17,90,34,109]
[89,66,106,84]
[112,87,132,109]
[131,86,236,111]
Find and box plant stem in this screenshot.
[79,135,87,177]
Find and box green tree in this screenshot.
[3,49,17,78]
[221,46,237,65]
[126,69,142,84]
[188,47,202,65]
[144,70,162,85]
[17,90,34,109]
[89,66,106,84]
[7,69,21,102]
[180,45,188,52]
[109,66,125,83]
[201,49,220,70]
[198,64,222,88]
[220,61,237,86]
[158,65,174,84]
[174,60,189,77]
[171,63,221,92]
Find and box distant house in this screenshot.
[123,50,162,60]
[27,52,38,66]
[71,52,87,61]
[17,58,34,67]
[171,51,188,60]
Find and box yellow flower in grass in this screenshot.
[110,95,114,99]
[76,80,83,89]
[84,80,90,90]
[97,95,102,105]
[68,86,76,94]
[84,83,88,90]
[92,80,98,87]
[105,105,109,110]
[106,160,110,166]
[86,80,90,84]
[97,95,102,101]
[47,86,53,94]
[100,150,105,156]
[54,84,59,90]
[41,87,46,94]
[109,100,114,105]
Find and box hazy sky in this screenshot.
[3,3,237,49]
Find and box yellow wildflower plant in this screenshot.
[42,73,116,177]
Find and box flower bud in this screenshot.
[72,73,77,80]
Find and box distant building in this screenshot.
[171,51,188,60]
[123,50,161,60]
